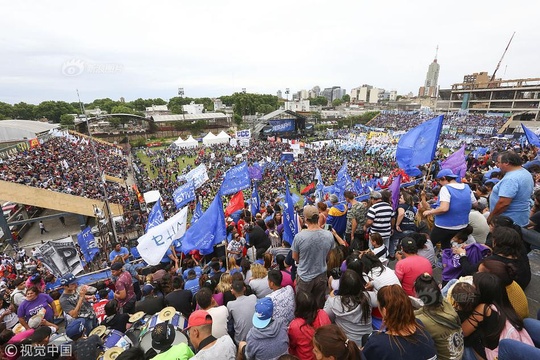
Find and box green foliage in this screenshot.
[132,138,146,147]
[345,111,380,126]
[60,114,75,126]
[109,118,122,128]
[13,102,36,119]
[332,99,343,107]
[34,101,77,123]
[168,97,214,114]
[190,120,206,134]
[233,113,242,126]
[342,94,350,102]
[0,102,13,120]
[111,105,135,114]
[220,92,278,117]
[310,96,328,106]
[86,98,119,114]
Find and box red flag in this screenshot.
[300,182,315,195]
[225,191,245,217]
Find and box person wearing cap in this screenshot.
[488,151,534,227]
[292,205,334,309]
[364,190,395,251]
[148,321,194,360]
[326,194,347,239]
[59,272,96,336]
[238,297,288,360]
[187,310,237,359]
[135,282,165,315]
[423,168,477,249]
[109,242,130,264]
[111,262,136,314]
[394,237,433,296]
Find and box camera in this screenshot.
[324,224,333,231]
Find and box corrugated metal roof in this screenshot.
[259,109,287,120]
[152,113,230,122]
[0,120,59,142]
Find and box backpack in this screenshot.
[485,305,535,360]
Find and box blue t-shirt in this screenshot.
[109,247,130,263]
[184,278,200,295]
[182,266,202,280]
[489,168,534,227]
[161,248,173,264]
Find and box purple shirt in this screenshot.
[17,293,54,322]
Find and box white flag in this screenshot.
[136,207,188,265]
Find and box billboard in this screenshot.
[269,119,295,133]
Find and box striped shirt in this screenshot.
[367,202,394,238]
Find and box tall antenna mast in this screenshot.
[434,45,439,61]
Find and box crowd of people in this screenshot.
[2,111,540,359]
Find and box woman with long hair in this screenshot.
[478,259,529,319]
[288,291,331,360]
[312,324,361,360]
[362,284,437,360]
[414,273,464,360]
[360,252,400,291]
[323,270,375,346]
[461,272,533,360]
[227,257,242,277]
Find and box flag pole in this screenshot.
[423,161,434,191]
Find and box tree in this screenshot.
[109,118,122,128]
[60,114,75,126]
[233,113,242,126]
[332,99,343,107]
[342,94,350,103]
[256,104,275,114]
[111,105,134,114]
[34,101,77,123]
[0,102,13,120]
[310,96,328,106]
[12,102,36,119]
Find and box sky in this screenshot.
[1,0,539,104]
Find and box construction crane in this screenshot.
[490,32,516,82]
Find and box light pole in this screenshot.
[77,90,118,247]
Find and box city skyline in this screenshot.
[1,0,538,105]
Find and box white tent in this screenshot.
[216,131,231,144]
[202,132,219,146]
[182,135,199,148]
[172,136,184,147]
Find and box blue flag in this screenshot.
[354,178,364,195]
[333,160,349,200]
[250,183,260,216]
[191,201,203,224]
[146,199,164,232]
[521,124,540,147]
[220,161,251,196]
[77,226,99,263]
[396,115,443,173]
[181,195,226,254]
[283,178,299,244]
[280,152,295,163]
[173,181,196,210]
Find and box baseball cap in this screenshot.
[142,284,154,296]
[436,169,458,179]
[111,263,123,271]
[303,205,318,220]
[329,194,339,203]
[370,191,382,199]
[401,237,418,254]
[151,321,176,351]
[60,273,77,286]
[252,297,273,329]
[186,310,213,330]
